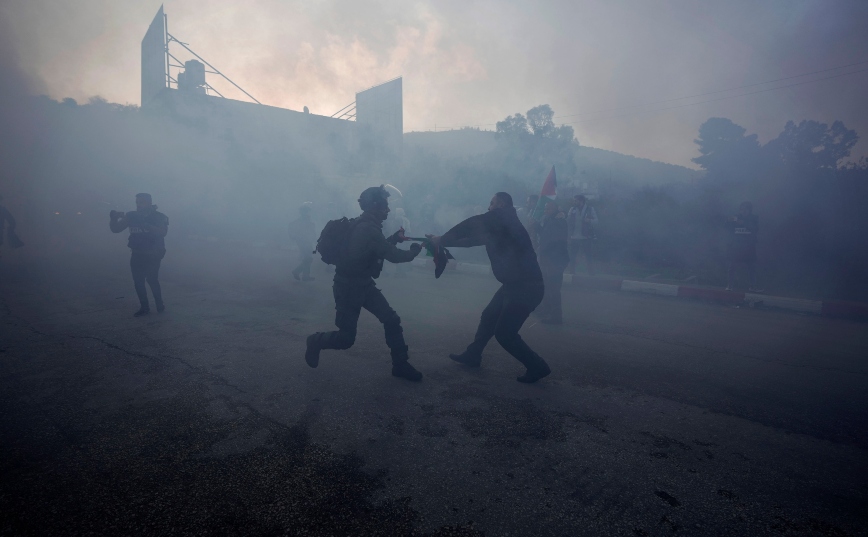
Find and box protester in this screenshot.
[289,203,316,282]
[726,201,762,292]
[109,193,169,317]
[517,194,540,250]
[304,186,425,381]
[567,194,598,275]
[429,192,551,383]
[534,201,569,324]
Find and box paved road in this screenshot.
[1,242,866,536]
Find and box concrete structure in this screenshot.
[140,7,402,174]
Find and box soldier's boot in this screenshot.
[305,334,322,368]
[449,349,482,367]
[391,346,422,382]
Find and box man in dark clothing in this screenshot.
[534,201,569,324]
[726,201,761,292]
[110,193,169,317]
[429,192,551,383]
[289,203,316,281]
[305,186,425,381]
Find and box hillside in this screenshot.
[404,129,703,186]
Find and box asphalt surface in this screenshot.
[1,240,867,536]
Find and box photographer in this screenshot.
[110,193,169,317]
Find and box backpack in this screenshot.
[315,217,355,265]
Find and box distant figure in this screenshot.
[0,194,23,261]
[304,186,424,381]
[289,203,316,282]
[391,208,411,278]
[110,193,169,317]
[534,201,569,324]
[726,201,761,292]
[303,106,310,114]
[429,192,551,383]
[567,195,598,275]
[517,194,540,250]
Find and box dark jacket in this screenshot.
[110,208,169,255]
[535,212,569,267]
[335,212,417,282]
[440,207,543,284]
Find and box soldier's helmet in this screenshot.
[358,185,390,211]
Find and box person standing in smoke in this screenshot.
[533,201,569,324]
[517,194,540,251]
[567,194,598,275]
[391,208,412,278]
[110,193,169,317]
[428,192,552,383]
[725,201,762,292]
[304,186,425,381]
[289,203,316,282]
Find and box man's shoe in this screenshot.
[156,302,165,313]
[392,361,423,381]
[449,351,481,367]
[305,334,321,368]
[517,362,551,383]
[133,308,150,317]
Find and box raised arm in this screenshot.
[109,211,128,233]
[440,213,489,248]
[371,232,420,264]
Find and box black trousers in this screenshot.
[464,281,547,369]
[539,260,566,320]
[314,279,409,362]
[130,251,164,309]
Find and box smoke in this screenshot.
[4,1,867,167]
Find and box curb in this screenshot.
[412,258,867,319]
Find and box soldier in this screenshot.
[304,186,425,381]
[109,193,169,317]
[289,203,316,281]
[428,192,551,383]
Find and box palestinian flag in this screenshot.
[531,166,557,221]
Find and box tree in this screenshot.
[692,117,761,173]
[494,105,578,180]
[527,104,555,137]
[765,120,858,171]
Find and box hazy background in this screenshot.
[2,0,867,168]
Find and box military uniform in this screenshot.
[306,188,423,380]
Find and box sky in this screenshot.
[1,0,867,168]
